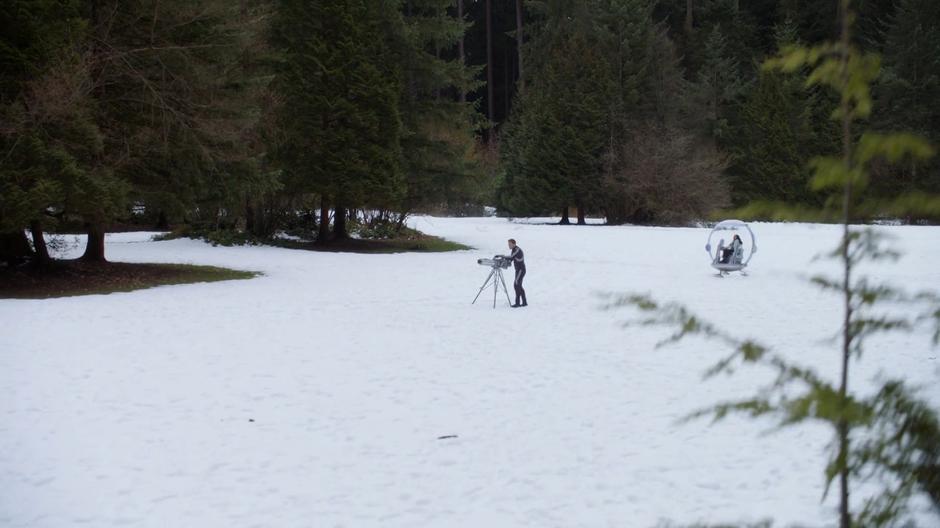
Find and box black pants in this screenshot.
[513,266,527,305]
[720,248,733,263]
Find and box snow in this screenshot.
[2,217,938,527]
[273,230,310,242]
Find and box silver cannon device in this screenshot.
[472,255,513,308]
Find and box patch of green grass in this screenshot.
[302,235,471,254]
[155,226,470,253]
[0,261,259,300]
[153,227,263,247]
[365,236,471,253]
[146,264,259,286]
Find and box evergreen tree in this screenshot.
[270,0,404,240]
[211,1,283,238]
[687,24,744,148]
[1,1,278,262]
[640,27,687,125]
[395,0,484,220]
[856,0,897,51]
[597,0,654,145]
[709,0,761,77]
[499,0,612,222]
[776,0,839,44]
[656,0,761,83]
[873,0,940,210]
[0,0,109,264]
[599,14,730,225]
[616,5,940,526]
[73,0,254,260]
[728,21,837,206]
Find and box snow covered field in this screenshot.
[2,217,938,527]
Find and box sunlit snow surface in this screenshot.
[2,217,938,527]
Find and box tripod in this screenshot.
[472,265,513,308]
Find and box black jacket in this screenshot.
[507,246,525,270]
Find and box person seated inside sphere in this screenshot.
[720,234,743,264]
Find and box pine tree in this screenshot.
[616,2,940,523]
[776,0,839,44]
[270,0,404,240]
[394,0,484,220]
[597,0,654,145]
[597,4,731,225]
[640,27,687,125]
[873,0,940,209]
[688,24,744,148]
[0,0,106,265]
[663,0,760,84]
[855,0,897,51]
[728,21,837,206]
[71,0,254,260]
[499,0,612,221]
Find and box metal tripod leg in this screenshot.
[497,269,512,306]
[492,269,498,308]
[472,269,497,305]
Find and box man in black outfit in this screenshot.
[505,238,527,308]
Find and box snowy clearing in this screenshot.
[2,217,938,527]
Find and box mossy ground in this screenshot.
[0,261,258,299]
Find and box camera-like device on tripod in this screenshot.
[472,255,513,308]
[477,255,512,269]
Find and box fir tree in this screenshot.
[873,0,940,210]
[688,24,744,148]
[615,3,940,526]
[728,21,837,206]
[0,0,108,264]
[270,0,404,240]
[597,0,654,144]
[395,0,484,220]
[72,0,254,260]
[499,0,612,222]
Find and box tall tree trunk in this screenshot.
[559,206,570,225]
[435,11,442,102]
[81,222,107,262]
[0,231,33,266]
[515,0,524,92]
[395,211,409,232]
[836,1,852,526]
[458,0,466,103]
[485,0,495,136]
[318,197,331,242]
[907,160,917,224]
[577,205,586,225]
[504,46,511,117]
[333,204,349,240]
[29,220,51,267]
[685,0,694,34]
[245,199,255,233]
[156,210,169,230]
[405,0,417,101]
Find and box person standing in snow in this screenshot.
[503,239,527,308]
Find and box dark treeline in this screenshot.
[0,0,492,264]
[498,0,940,224]
[1,1,938,265]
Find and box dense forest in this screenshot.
[2,0,939,264]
